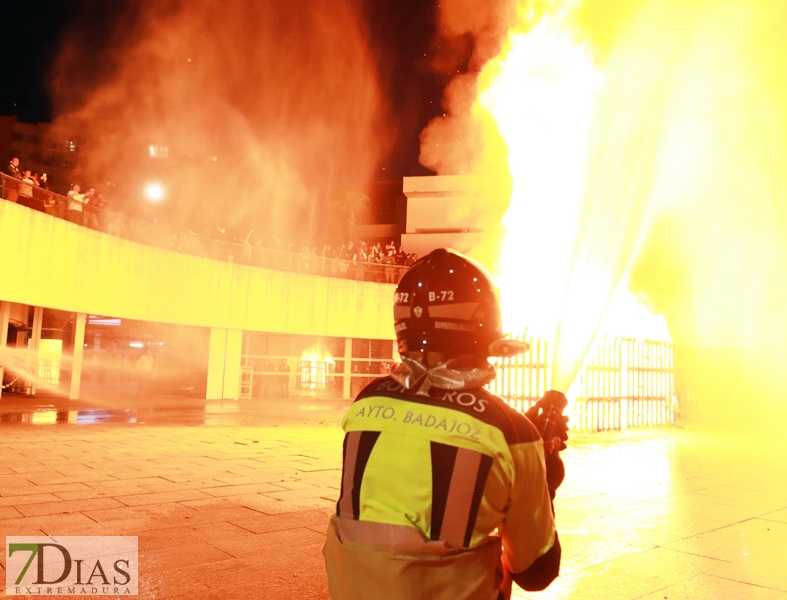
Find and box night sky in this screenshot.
[0,0,453,178]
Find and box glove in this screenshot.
[525,391,569,453]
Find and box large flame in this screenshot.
[426,0,787,429]
[477,4,600,340]
[474,1,671,392]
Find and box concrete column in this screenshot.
[0,301,10,399]
[69,312,86,400]
[224,330,242,399]
[343,337,353,399]
[206,328,243,400]
[30,306,43,395]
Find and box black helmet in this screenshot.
[393,248,527,358]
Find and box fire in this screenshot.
[478,4,599,338]
[474,1,670,390]
[300,347,335,365]
[299,347,335,391]
[431,0,787,429]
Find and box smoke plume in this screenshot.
[49,0,389,243]
[419,0,515,179]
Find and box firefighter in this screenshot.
[323,248,566,600]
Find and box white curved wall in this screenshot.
[0,201,395,340]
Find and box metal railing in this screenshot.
[0,172,408,284]
[488,333,676,431]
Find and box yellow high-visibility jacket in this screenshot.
[323,376,558,600]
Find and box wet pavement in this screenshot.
[0,393,786,599]
[0,393,350,427]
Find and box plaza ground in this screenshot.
[0,394,786,599]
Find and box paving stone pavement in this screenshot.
[1,407,786,599]
[0,419,341,599]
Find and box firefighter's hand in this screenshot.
[524,400,543,424]
[525,401,569,451]
[525,391,566,420]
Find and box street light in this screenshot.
[144,182,165,202]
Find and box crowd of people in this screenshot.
[291,241,417,283]
[3,156,416,283]
[4,156,106,226]
[8,157,51,191]
[6,156,51,196]
[175,229,418,283]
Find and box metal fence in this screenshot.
[486,335,551,413]
[488,334,676,431]
[0,172,408,284]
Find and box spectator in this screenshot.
[66,183,94,225]
[352,242,367,280]
[37,173,57,216]
[19,170,34,198]
[383,249,396,283]
[84,192,104,230]
[15,169,45,213]
[367,244,383,282]
[6,157,21,178]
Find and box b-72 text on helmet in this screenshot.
[393,248,528,358]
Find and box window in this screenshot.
[149,145,169,159]
[11,133,23,142]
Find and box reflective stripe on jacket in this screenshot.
[323,376,557,600]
